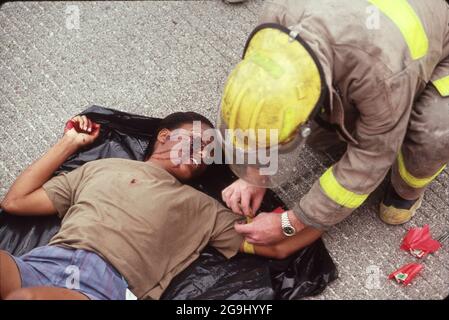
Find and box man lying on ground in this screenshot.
[0,113,322,300]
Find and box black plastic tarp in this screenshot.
[0,105,337,300]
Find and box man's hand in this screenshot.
[64,115,101,148]
[222,178,266,217]
[1,115,100,215]
[234,210,306,245]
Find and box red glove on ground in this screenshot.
[389,263,423,286]
[400,225,441,258]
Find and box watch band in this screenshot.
[281,211,296,236]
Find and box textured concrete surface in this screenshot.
[1,1,448,299]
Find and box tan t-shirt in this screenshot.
[42,158,244,299]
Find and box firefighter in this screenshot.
[219,0,449,245]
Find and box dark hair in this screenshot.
[144,112,214,160]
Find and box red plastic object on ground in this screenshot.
[389,263,423,286]
[400,225,441,258]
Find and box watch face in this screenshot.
[283,226,295,236]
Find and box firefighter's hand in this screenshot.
[234,211,306,245]
[222,178,266,217]
[64,115,101,148]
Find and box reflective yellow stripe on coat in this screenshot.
[368,0,428,60]
[319,167,369,209]
[432,75,449,97]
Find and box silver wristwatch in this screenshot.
[281,212,296,237]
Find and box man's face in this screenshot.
[160,122,214,181]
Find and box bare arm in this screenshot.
[239,227,323,260]
[0,115,100,215]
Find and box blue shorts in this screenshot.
[8,245,128,300]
